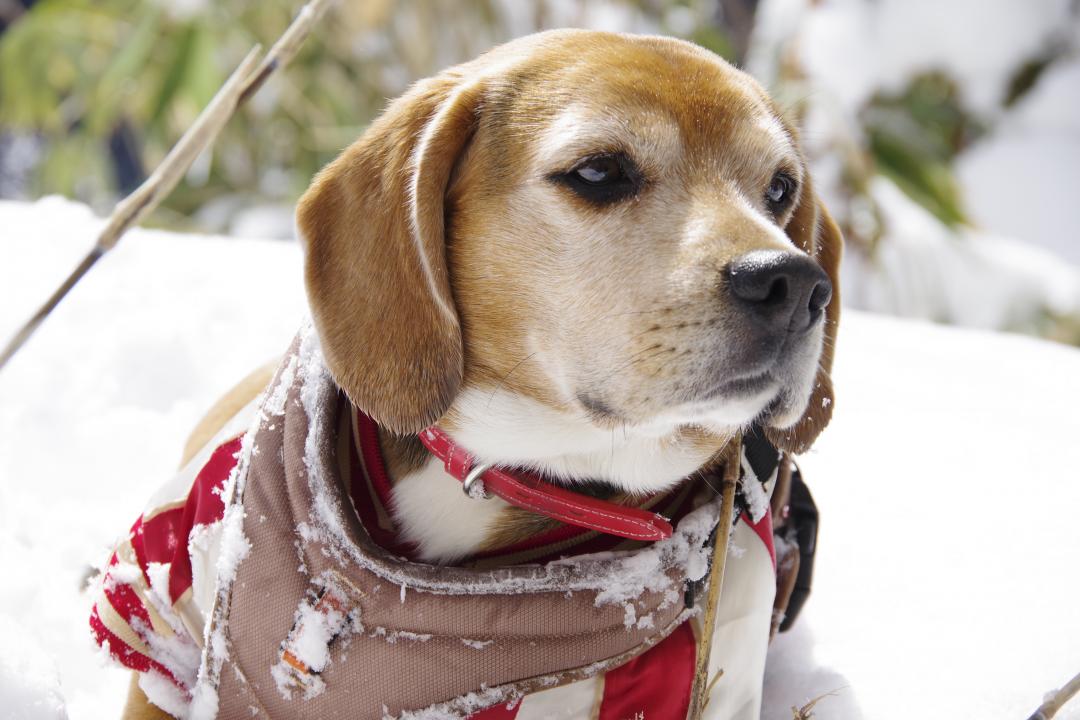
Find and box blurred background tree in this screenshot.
[0,0,746,234]
[2,0,1078,342]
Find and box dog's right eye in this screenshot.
[551,153,642,205]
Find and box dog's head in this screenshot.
[297,30,841,464]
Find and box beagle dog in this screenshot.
[117,29,840,719]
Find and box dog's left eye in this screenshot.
[574,156,623,184]
[552,153,642,205]
[765,172,796,213]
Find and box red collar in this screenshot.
[417,425,673,542]
[348,407,696,564]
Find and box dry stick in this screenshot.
[238,0,333,105]
[686,432,743,720]
[1028,670,1080,720]
[0,48,260,370]
[792,689,842,719]
[0,0,335,373]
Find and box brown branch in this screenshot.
[792,688,843,719]
[1028,670,1080,720]
[0,0,334,373]
[686,433,743,719]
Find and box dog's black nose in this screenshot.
[727,250,832,333]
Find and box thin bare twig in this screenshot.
[686,433,742,719]
[0,0,334,373]
[792,688,843,719]
[1028,670,1080,720]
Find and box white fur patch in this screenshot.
[446,388,718,494]
[391,455,511,563]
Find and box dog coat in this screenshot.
[91,324,787,719]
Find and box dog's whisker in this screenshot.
[594,345,670,388]
[595,302,692,322]
[696,469,724,498]
[610,426,617,478]
[485,352,538,410]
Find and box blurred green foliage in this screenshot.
[1,0,396,224]
[861,73,983,228]
[0,0,734,230]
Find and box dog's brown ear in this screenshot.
[765,177,843,454]
[296,74,484,434]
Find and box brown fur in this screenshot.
[296,28,843,565]
[298,30,841,449]
[296,73,480,435]
[123,29,842,717]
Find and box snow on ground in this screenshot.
[762,312,1080,719]
[0,197,305,719]
[2,197,1079,718]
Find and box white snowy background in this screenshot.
[2,0,1080,717]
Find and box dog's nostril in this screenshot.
[762,276,788,306]
[807,278,832,317]
[728,252,788,304]
[727,250,831,333]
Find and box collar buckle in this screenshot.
[462,462,493,499]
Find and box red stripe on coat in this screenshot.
[598,620,696,720]
[166,436,241,602]
[90,436,242,692]
[467,701,522,720]
[745,509,776,570]
[89,606,180,688]
[161,437,240,603]
[120,437,241,605]
[103,577,153,631]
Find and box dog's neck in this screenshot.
[379,387,727,563]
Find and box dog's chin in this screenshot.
[759,388,810,430]
[632,382,781,438]
[621,367,817,440]
[756,364,818,431]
